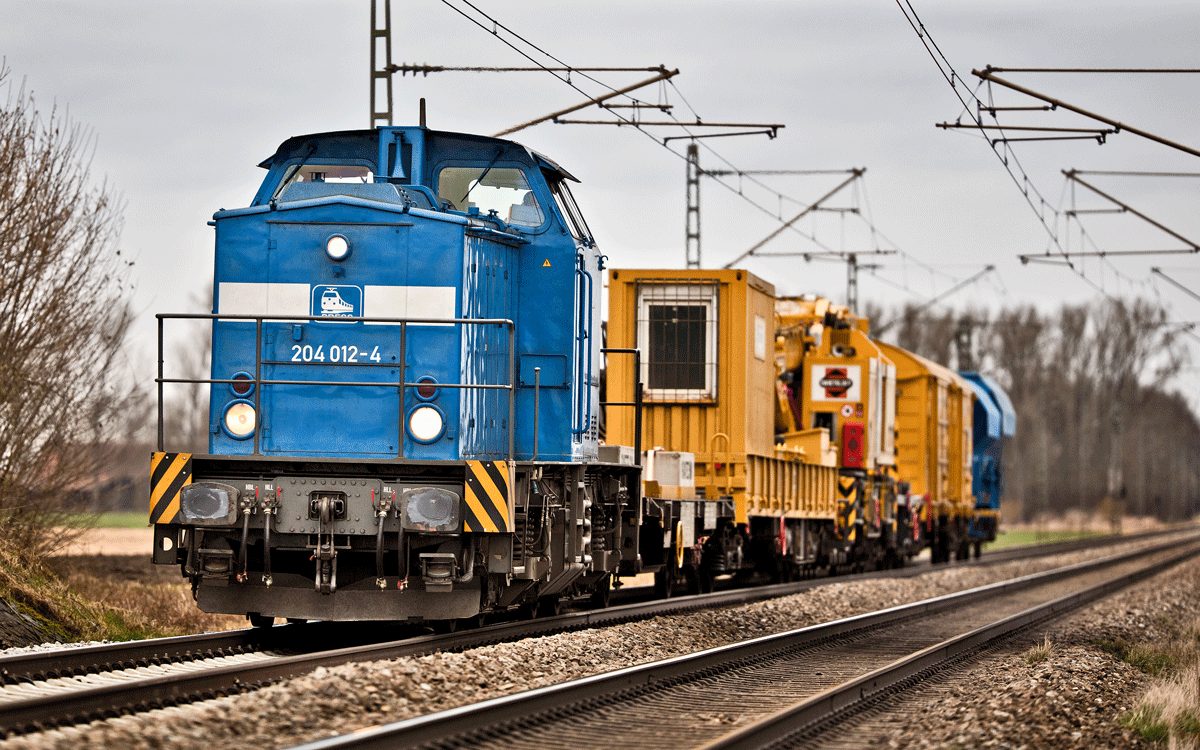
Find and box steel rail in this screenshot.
[0,526,1174,689]
[0,629,302,686]
[703,542,1200,749]
[284,531,1200,750]
[2,526,1185,735]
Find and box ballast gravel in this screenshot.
[4,537,1197,750]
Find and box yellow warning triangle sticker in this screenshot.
[542,259,551,267]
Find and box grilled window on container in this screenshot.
[636,282,718,402]
[649,304,707,389]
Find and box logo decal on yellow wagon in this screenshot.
[463,460,511,533]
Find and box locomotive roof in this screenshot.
[255,127,579,182]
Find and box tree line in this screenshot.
[868,298,1200,524]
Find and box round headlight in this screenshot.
[408,405,445,443]
[326,234,351,261]
[223,400,257,439]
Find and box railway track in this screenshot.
[0,527,1185,737]
[284,531,1200,750]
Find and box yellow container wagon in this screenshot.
[606,268,840,583]
[875,341,976,561]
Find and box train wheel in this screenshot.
[247,613,275,628]
[457,614,487,630]
[518,601,538,620]
[654,566,676,598]
[538,595,563,618]
[590,573,613,609]
[778,563,795,584]
[684,565,714,595]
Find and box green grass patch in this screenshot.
[1121,704,1169,744]
[982,528,1106,551]
[1096,637,1180,677]
[1173,709,1200,744]
[64,511,149,529]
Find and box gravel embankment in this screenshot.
[5,538,1196,750]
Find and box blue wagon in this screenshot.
[960,371,1016,546]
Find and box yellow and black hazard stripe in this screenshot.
[463,460,511,533]
[837,476,857,499]
[838,498,858,542]
[150,452,192,525]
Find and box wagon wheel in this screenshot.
[537,595,563,617]
[654,565,677,598]
[589,573,613,609]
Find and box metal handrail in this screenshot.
[599,347,643,466]
[156,312,515,461]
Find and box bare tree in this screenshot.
[0,66,137,556]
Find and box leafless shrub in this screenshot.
[0,65,138,556]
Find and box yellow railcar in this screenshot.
[875,341,976,561]
[606,269,841,582]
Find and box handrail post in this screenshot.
[253,317,262,456]
[398,321,406,458]
[633,349,643,467]
[157,315,165,451]
[507,322,515,463]
[532,367,541,461]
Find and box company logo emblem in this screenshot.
[312,285,362,321]
[820,367,853,398]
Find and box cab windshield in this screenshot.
[436,166,545,227]
[272,164,374,200]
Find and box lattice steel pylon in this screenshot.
[370,0,394,127]
[686,143,701,268]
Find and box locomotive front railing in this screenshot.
[156,312,516,462]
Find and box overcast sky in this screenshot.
[3,0,1199,402]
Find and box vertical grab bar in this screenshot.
[572,254,594,435]
[253,318,263,456]
[532,367,541,461]
[507,321,515,462]
[157,316,165,451]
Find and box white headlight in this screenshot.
[224,401,257,437]
[326,235,350,261]
[408,406,444,442]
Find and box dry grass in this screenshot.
[1115,604,1200,748]
[0,541,157,643]
[1025,636,1055,665]
[45,555,245,636]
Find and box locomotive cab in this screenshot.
[150,126,632,624]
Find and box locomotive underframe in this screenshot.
[154,455,637,622]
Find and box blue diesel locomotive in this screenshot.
[150,126,634,624]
